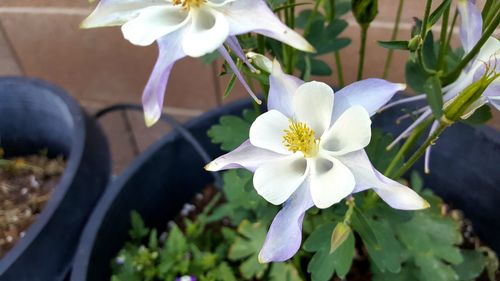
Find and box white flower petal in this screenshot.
[292,81,334,136]
[253,155,308,205]
[249,110,291,155]
[205,140,284,172]
[142,31,186,126]
[218,0,314,52]
[81,0,167,28]
[309,156,355,209]
[259,181,313,263]
[182,8,230,57]
[321,106,372,156]
[268,60,304,117]
[331,79,406,123]
[122,5,189,46]
[337,150,429,210]
[457,0,483,53]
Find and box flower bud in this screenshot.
[352,0,378,27]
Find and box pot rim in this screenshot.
[0,77,87,272]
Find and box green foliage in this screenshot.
[460,105,493,125]
[378,40,410,50]
[365,129,403,172]
[423,75,444,119]
[207,109,258,151]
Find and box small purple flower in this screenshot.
[175,276,197,281]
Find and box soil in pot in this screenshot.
[109,175,499,281]
[0,149,65,258]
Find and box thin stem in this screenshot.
[334,52,345,87]
[384,119,432,178]
[442,10,500,84]
[357,25,368,81]
[393,122,449,179]
[482,0,493,20]
[420,0,433,40]
[436,3,450,71]
[445,9,458,51]
[303,0,322,37]
[329,0,345,88]
[383,0,405,79]
[483,1,500,29]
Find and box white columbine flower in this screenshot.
[206,60,429,263]
[82,0,314,126]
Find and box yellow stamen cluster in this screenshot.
[282,121,318,157]
[173,0,205,10]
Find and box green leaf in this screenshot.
[207,109,258,151]
[453,250,486,281]
[378,40,410,50]
[269,263,303,281]
[351,207,379,249]
[428,0,451,28]
[461,105,492,125]
[223,73,238,98]
[228,220,268,279]
[406,56,430,93]
[304,223,355,280]
[129,211,149,241]
[423,75,444,119]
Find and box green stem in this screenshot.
[357,25,368,81]
[445,9,458,51]
[384,119,432,178]
[442,10,500,84]
[482,0,494,20]
[383,0,405,79]
[329,0,345,88]
[436,3,450,71]
[483,1,500,29]
[393,122,449,179]
[334,52,345,88]
[303,0,322,37]
[420,0,433,40]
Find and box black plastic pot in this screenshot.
[71,99,500,281]
[0,77,111,281]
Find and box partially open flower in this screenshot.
[206,60,429,263]
[82,0,314,126]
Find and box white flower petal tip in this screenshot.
[257,253,268,264]
[397,83,407,91]
[204,161,217,171]
[144,112,160,128]
[423,200,431,209]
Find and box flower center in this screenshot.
[282,121,319,157]
[173,0,205,10]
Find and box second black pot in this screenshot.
[71,99,500,281]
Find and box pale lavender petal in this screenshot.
[258,180,314,263]
[337,150,429,210]
[142,31,186,127]
[205,140,285,172]
[219,0,314,52]
[379,94,427,112]
[268,60,304,118]
[332,79,406,123]
[387,109,432,150]
[218,46,262,104]
[457,0,482,54]
[226,36,257,72]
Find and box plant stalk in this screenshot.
[357,25,368,81]
[436,3,451,71]
[383,0,405,79]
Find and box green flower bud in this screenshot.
[352,0,378,27]
[408,35,422,52]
